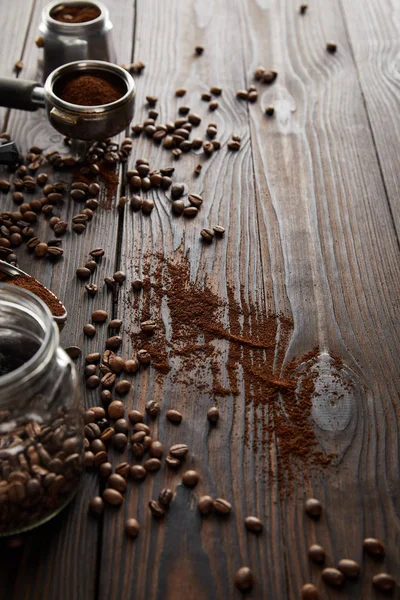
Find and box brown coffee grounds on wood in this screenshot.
[0,274,64,316]
[58,74,124,106]
[99,164,119,209]
[51,5,101,23]
[126,250,332,484]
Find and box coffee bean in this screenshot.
[90,247,104,259]
[115,380,131,395]
[183,206,198,218]
[188,193,202,207]
[372,573,396,593]
[93,450,108,466]
[144,458,161,472]
[166,409,182,424]
[363,537,385,558]
[91,310,107,323]
[161,176,172,189]
[149,441,163,458]
[86,352,101,364]
[85,283,98,296]
[308,544,325,564]
[104,277,116,290]
[236,89,249,100]
[76,267,91,280]
[326,42,337,54]
[89,496,104,516]
[91,439,106,454]
[113,433,128,451]
[108,400,124,419]
[34,242,48,257]
[131,278,143,291]
[169,443,188,459]
[171,183,185,200]
[197,495,213,515]
[84,451,95,467]
[194,164,202,176]
[114,271,126,284]
[108,319,122,331]
[125,358,139,373]
[146,401,161,418]
[214,498,231,515]
[99,462,112,478]
[83,324,96,338]
[128,410,144,424]
[130,465,147,481]
[188,113,201,126]
[301,584,319,600]
[209,101,219,111]
[86,375,100,389]
[84,410,96,424]
[176,88,186,97]
[227,140,240,151]
[201,228,214,242]
[182,470,199,487]
[103,488,123,506]
[337,558,360,578]
[108,473,127,493]
[321,568,344,587]
[141,320,157,333]
[244,516,263,533]
[125,518,140,538]
[172,200,185,216]
[65,346,81,360]
[178,106,190,116]
[265,105,275,116]
[166,456,181,469]
[142,199,154,214]
[235,567,253,592]
[137,349,151,364]
[109,356,125,374]
[149,500,165,518]
[131,431,146,444]
[106,336,122,350]
[100,390,112,405]
[115,462,130,478]
[305,498,322,518]
[195,45,204,55]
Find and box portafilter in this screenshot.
[0,60,135,141]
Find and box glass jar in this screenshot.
[0,284,84,536]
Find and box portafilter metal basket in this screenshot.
[38,0,116,79]
[0,60,135,141]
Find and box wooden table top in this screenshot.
[0,0,399,598]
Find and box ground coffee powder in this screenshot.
[58,74,124,106]
[0,274,64,316]
[51,4,101,23]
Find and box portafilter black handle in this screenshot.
[0,141,19,165]
[0,77,44,111]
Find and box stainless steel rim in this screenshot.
[44,0,107,33]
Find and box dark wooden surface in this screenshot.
[0,0,400,599]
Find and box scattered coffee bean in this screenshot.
[130,465,147,481]
[337,558,360,578]
[109,356,125,373]
[131,278,143,291]
[140,320,157,333]
[99,462,112,478]
[305,498,322,518]
[65,346,81,360]
[146,95,158,106]
[171,183,185,200]
[169,443,189,459]
[172,200,185,215]
[201,228,214,243]
[236,89,249,100]
[149,441,164,458]
[83,324,96,337]
[103,488,123,506]
[146,400,161,418]
[137,349,151,364]
[76,267,91,280]
[194,164,202,176]
[92,309,108,323]
[227,140,240,151]
[198,495,214,515]
[125,518,140,538]
[183,206,198,218]
[166,409,182,424]
[89,496,104,516]
[142,199,154,214]
[113,271,126,284]
[105,336,122,350]
[301,584,319,600]
[113,433,128,450]
[244,516,263,533]
[182,470,199,487]
[149,500,165,518]
[101,372,116,388]
[235,567,253,592]
[86,352,101,364]
[300,3,308,14]
[166,456,181,468]
[104,277,116,290]
[85,283,98,296]
[210,86,222,96]
[108,473,127,493]
[175,88,186,97]
[158,488,173,506]
[321,568,344,587]
[108,400,124,419]
[308,544,325,564]
[108,319,123,330]
[115,380,130,395]
[188,193,203,207]
[144,458,162,472]
[363,537,385,558]
[209,100,219,111]
[265,106,275,116]
[195,45,204,55]
[213,225,225,235]
[372,573,396,593]
[326,42,337,53]
[128,410,144,424]
[214,498,231,515]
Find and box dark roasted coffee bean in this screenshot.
[245,516,263,533]
[92,309,108,323]
[166,409,182,424]
[188,193,202,207]
[76,267,91,280]
[86,375,100,389]
[196,496,213,517]
[132,442,145,458]
[194,164,202,176]
[308,544,325,564]
[363,537,385,558]
[105,336,122,350]
[137,349,151,364]
[130,465,147,481]
[195,45,204,55]
[128,410,144,424]
[108,473,127,493]
[169,443,188,458]
[85,422,101,439]
[178,105,190,115]
[142,199,154,214]
[209,100,219,111]
[161,176,172,189]
[125,358,139,373]
[113,462,129,478]
[326,41,337,53]
[89,496,104,516]
[91,439,106,454]
[109,355,125,373]
[305,498,322,518]
[171,183,185,199]
[100,390,112,405]
[214,498,231,515]
[90,247,104,259]
[115,380,130,395]
[83,324,96,337]
[86,352,101,364]
[114,418,129,435]
[201,92,211,101]
[99,462,112,478]
[108,400,124,419]
[301,584,319,600]
[188,113,201,126]
[103,488,123,506]
[100,427,115,442]
[227,140,241,151]
[299,3,308,14]
[235,567,253,592]
[149,500,165,518]
[158,488,173,506]
[104,277,117,290]
[236,89,249,100]
[65,346,81,359]
[84,364,97,377]
[172,200,184,216]
[146,95,158,106]
[146,400,161,418]
[182,470,199,487]
[207,406,219,423]
[144,458,161,472]
[166,456,180,469]
[321,568,344,587]
[86,283,98,296]
[372,573,396,593]
[201,228,214,242]
[149,441,163,458]
[337,559,360,578]
[176,88,186,97]
[113,433,128,451]
[125,518,140,538]
[183,206,198,218]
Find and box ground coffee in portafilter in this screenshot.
[57,73,125,106]
[51,4,101,23]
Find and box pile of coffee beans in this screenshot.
[0,407,83,534]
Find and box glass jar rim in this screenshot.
[0,284,59,397]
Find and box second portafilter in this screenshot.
[0,60,135,141]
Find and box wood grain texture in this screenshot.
[236,0,400,597]
[341,0,400,238]
[0,1,135,599]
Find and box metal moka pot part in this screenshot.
[39,0,116,79]
[0,61,135,141]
